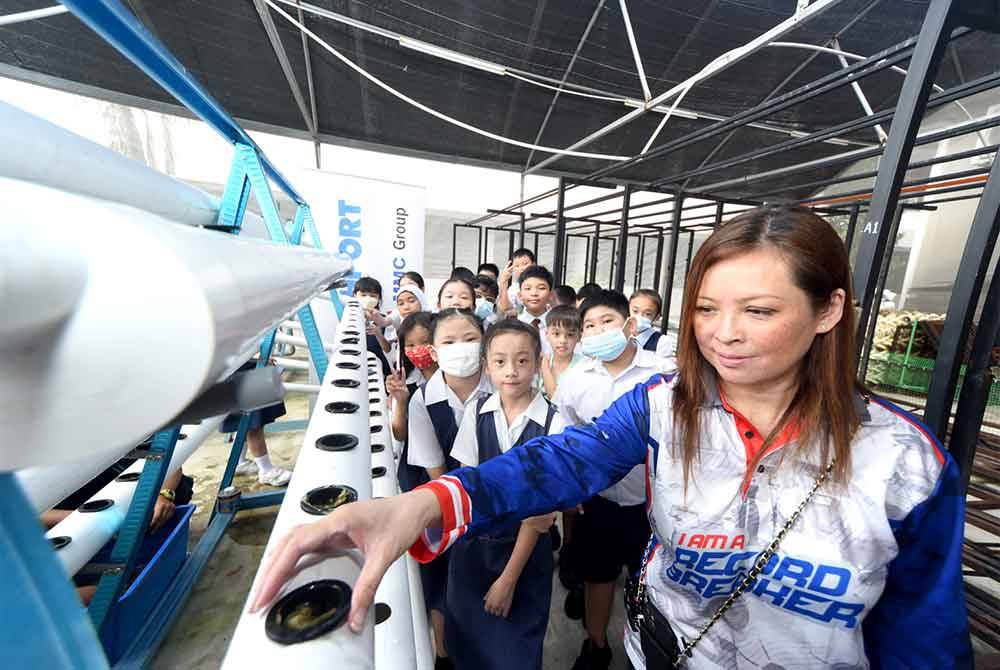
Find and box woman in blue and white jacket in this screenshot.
[251,205,971,669]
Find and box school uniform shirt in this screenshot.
[407,369,493,469]
[452,391,567,467]
[411,374,971,670]
[517,308,553,357]
[391,367,431,459]
[633,327,677,358]
[553,347,676,507]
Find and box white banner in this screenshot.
[293,168,425,309]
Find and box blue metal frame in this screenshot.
[0,2,348,666]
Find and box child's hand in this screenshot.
[368,309,389,328]
[540,355,551,375]
[484,575,516,618]
[524,512,556,534]
[499,260,514,288]
[386,370,410,406]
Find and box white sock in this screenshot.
[254,454,274,474]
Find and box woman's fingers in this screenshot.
[348,545,394,632]
[249,521,350,612]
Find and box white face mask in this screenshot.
[357,295,378,311]
[634,316,653,333]
[434,341,482,378]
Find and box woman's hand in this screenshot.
[248,489,441,632]
[483,574,516,618]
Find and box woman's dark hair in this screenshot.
[673,204,862,491]
[400,271,425,290]
[397,311,435,376]
[629,288,662,317]
[579,289,629,322]
[577,282,602,304]
[353,276,382,299]
[483,318,542,360]
[547,304,581,333]
[451,266,477,284]
[438,277,476,306]
[431,307,482,342]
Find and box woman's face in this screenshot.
[439,282,475,310]
[396,291,421,317]
[693,247,844,392]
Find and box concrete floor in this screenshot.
[151,387,629,670]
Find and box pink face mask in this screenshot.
[405,345,435,370]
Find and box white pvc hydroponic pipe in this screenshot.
[0,178,350,471]
[0,101,273,238]
[223,301,374,669]
[44,416,224,576]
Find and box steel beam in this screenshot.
[661,193,685,334]
[552,178,568,284]
[923,149,1000,441]
[613,185,633,291]
[844,204,860,256]
[652,233,665,290]
[857,205,905,382]
[619,0,651,100]
[252,0,315,136]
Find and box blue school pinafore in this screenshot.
[444,397,556,670]
[642,330,661,352]
[416,386,463,612]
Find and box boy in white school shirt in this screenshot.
[554,289,676,670]
[515,264,554,357]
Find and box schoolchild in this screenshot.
[438,277,476,311]
[387,311,437,493]
[445,319,564,670]
[628,288,677,358]
[539,304,584,398]
[497,247,536,314]
[354,276,392,376]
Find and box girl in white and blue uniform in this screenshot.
[445,318,564,670]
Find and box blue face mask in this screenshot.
[474,297,494,320]
[581,326,629,361]
[634,316,653,333]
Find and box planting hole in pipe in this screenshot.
[265,579,352,645]
[336,361,361,370]
[370,425,383,434]
[79,499,114,513]
[50,536,71,550]
[332,379,360,388]
[374,603,391,625]
[316,434,359,452]
[370,410,382,418]
[178,433,188,440]
[342,337,360,345]
[371,466,387,478]
[339,348,361,356]
[372,444,385,454]
[369,397,379,404]
[300,485,358,516]
[324,401,359,415]
[343,330,360,336]
[116,472,141,483]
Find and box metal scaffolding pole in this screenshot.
[589,222,601,282]
[552,178,568,284]
[684,230,696,279]
[858,205,905,382]
[614,185,633,292]
[853,0,956,362]
[844,204,861,256]
[923,150,1000,441]
[652,233,665,290]
[661,193,685,334]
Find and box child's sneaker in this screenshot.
[234,458,258,476]
[258,466,292,487]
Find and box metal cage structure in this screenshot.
[456,0,1000,652]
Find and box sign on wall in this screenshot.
[293,168,426,307]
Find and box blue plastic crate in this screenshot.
[96,504,195,664]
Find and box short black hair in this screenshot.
[475,274,499,299]
[553,285,576,306]
[546,304,581,333]
[438,277,476,305]
[401,271,425,290]
[580,289,629,322]
[451,266,477,284]
[629,288,662,317]
[518,264,553,289]
[431,307,482,341]
[477,262,500,277]
[483,317,542,359]
[354,276,382,299]
[397,311,435,375]
[512,247,536,263]
[577,283,602,304]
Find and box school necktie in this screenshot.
[532,318,541,329]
